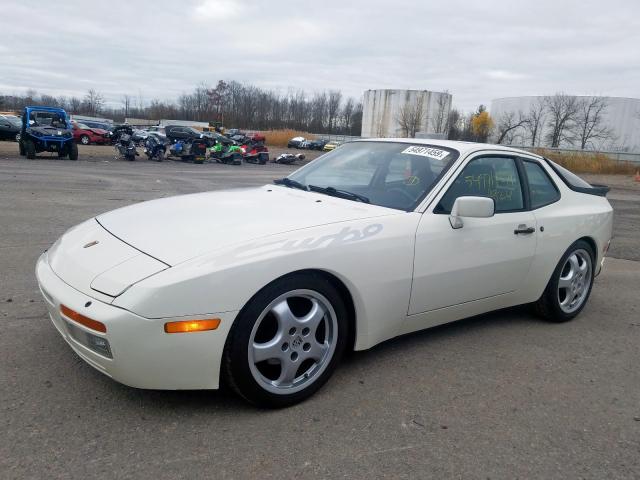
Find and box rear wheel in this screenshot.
[534,240,595,322]
[68,142,79,160]
[223,272,348,408]
[25,140,36,159]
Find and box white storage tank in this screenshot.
[361,89,452,138]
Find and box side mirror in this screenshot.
[449,196,495,229]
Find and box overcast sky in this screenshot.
[1,0,638,112]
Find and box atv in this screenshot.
[19,106,78,160]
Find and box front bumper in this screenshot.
[36,253,236,390]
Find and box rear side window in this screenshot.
[547,160,591,188]
[545,159,610,197]
[435,156,524,213]
[523,161,560,209]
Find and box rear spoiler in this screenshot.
[572,184,610,197]
[543,158,610,197]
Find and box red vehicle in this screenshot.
[71,121,110,145]
[240,134,269,164]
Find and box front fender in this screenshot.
[114,213,420,350]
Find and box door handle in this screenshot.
[514,224,535,235]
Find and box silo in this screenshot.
[361,89,452,138]
[490,96,640,151]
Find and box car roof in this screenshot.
[354,138,543,160]
[24,105,67,114]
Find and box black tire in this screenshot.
[223,272,348,408]
[156,151,164,162]
[15,133,21,142]
[25,140,36,159]
[68,142,79,160]
[18,140,25,156]
[80,135,90,145]
[533,240,595,322]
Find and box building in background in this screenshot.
[490,96,640,152]
[361,89,452,138]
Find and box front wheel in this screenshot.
[223,273,348,407]
[533,240,595,322]
[68,142,79,160]
[25,140,36,159]
[80,135,90,145]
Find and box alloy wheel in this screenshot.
[557,249,592,314]
[248,289,338,395]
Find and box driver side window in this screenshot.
[435,156,524,214]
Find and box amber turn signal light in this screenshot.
[164,318,221,334]
[60,304,107,333]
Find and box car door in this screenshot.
[408,153,537,315]
[0,119,12,139]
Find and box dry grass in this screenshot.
[534,149,638,175]
[260,129,316,148]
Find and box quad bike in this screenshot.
[274,153,305,165]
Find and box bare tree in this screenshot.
[430,92,450,134]
[341,97,355,134]
[83,89,104,116]
[544,93,579,147]
[327,90,342,133]
[396,95,425,138]
[68,96,82,113]
[523,98,546,146]
[446,108,462,140]
[122,94,132,118]
[574,97,614,149]
[494,110,527,144]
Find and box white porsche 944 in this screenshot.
[36,139,613,407]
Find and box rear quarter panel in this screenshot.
[516,167,613,304]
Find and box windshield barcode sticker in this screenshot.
[401,146,449,160]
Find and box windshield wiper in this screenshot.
[274,177,308,191]
[308,185,370,203]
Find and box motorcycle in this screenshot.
[274,153,305,165]
[144,135,166,162]
[113,125,138,161]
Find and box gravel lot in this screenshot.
[1,141,639,479]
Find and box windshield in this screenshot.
[4,116,21,126]
[288,141,459,210]
[77,123,90,129]
[30,111,67,128]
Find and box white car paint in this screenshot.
[36,139,613,390]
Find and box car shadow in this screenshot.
[89,304,541,412]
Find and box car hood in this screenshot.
[29,126,71,136]
[89,128,108,135]
[97,185,399,265]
